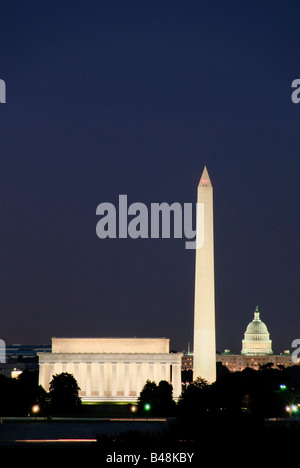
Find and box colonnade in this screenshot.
[38,354,182,401]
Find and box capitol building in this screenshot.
[182,306,296,374]
[216,306,294,372]
[241,306,273,356]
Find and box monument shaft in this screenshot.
[193,167,216,383]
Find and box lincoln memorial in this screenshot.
[38,337,183,402]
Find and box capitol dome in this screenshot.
[241,306,273,355]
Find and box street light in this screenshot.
[143,403,151,420]
[285,404,299,415]
[144,403,151,412]
[32,404,40,420]
[130,404,137,413]
[130,404,137,421]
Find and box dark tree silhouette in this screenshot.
[49,372,81,415]
[138,380,176,416]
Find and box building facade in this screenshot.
[182,350,295,374]
[216,349,294,372]
[38,338,183,402]
[0,343,50,378]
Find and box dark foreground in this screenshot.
[0,416,299,464]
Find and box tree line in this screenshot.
[0,371,81,416]
[1,364,300,423]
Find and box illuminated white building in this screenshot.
[241,306,273,355]
[184,306,297,373]
[38,337,182,402]
[217,306,295,371]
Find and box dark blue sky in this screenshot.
[1,1,300,354]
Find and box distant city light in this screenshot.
[285,404,299,414]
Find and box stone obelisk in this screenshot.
[193,166,216,383]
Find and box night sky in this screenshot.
[1,1,300,355]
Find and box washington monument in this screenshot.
[193,166,216,383]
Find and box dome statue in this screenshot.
[241,306,273,355]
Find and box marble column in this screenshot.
[98,363,104,397]
[86,363,92,397]
[124,363,130,397]
[136,363,142,394]
[39,363,45,389]
[149,363,154,380]
[160,362,167,381]
[111,363,117,397]
[172,363,182,398]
